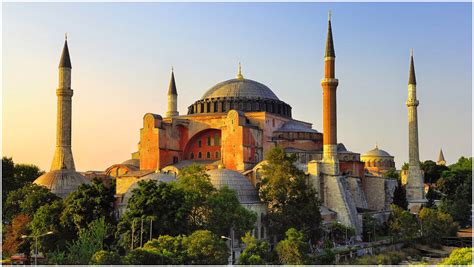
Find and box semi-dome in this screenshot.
[34,169,90,198]
[201,78,279,101]
[207,166,259,204]
[121,158,140,168]
[187,67,292,118]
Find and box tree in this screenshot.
[392,179,408,210]
[64,217,112,264]
[259,147,322,242]
[327,221,355,244]
[384,168,399,180]
[183,230,229,265]
[177,164,215,230]
[3,183,60,224]
[115,180,191,251]
[276,228,310,265]
[143,235,187,264]
[238,231,270,265]
[2,157,44,204]
[419,208,458,247]
[420,160,448,184]
[362,214,384,242]
[206,186,256,237]
[89,250,122,265]
[401,162,409,171]
[437,157,472,226]
[438,247,472,265]
[387,204,418,241]
[28,200,68,253]
[123,248,162,265]
[2,214,31,257]
[61,178,116,234]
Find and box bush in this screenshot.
[123,248,162,265]
[438,247,472,265]
[89,250,121,265]
[352,250,405,265]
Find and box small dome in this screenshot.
[122,172,177,204]
[275,120,319,133]
[121,158,140,168]
[201,78,279,100]
[207,168,259,204]
[362,146,392,157]
[34,169,90,198]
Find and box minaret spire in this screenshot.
[437,148,446,166]
[405,50,427,211]
[166,67,179,117]
[321,10,340,175]
[59,36,72,69]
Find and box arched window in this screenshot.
[207,136,211,146]
[215,151,220,159]
[198,140,202,148]
[214,101,218,112]
[206,102,211,113]
[190,152,194,159]
[260,226,265,239]
[198,152,202,159]
[206,152,211,159]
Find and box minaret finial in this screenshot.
[409,49,416,85]
[65,32,68,41]
[375,142,378,149]
[328,10,332,21]
[236,62,244,80]
[410,48,414,57]
[172,66,174,72]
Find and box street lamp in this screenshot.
[21,231,54,266]
[221,235,232,265]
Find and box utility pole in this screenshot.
[140,218,144,247]
[131,220,135,250]
[149,218,153,241]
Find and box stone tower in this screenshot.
[34,37,90,198]
[165,68,178,118]
[437,148,446,166]
[405,50,427,210]
[320,12,340,175]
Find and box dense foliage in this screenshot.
[438,247,473,265]
[259,147,322,242]
[419,207,458,246]
[387,204,418,241]
[238,232,271,264]
[276,228,310,265]
[2,157,44,206]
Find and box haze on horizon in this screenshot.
[2,2,472,172]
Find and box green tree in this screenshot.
[2,157,44,204]
[276,228,310,265]
[384,168,399,180]
[392,179,408,210]
[143,235,187,264]
[387,204,418,241]
[177,164,215,230]
[183,230,229,265]
[438,247,472,265]
[61,178,116,234]
[115,180,191,251]
[327,221,355,244]
[419,208,458,247]
[4,183,60,223]
[259,147,322,242]
[401,162,409,171]
[28,200,68,253]
[437,157,472,226]
[89,250,122,265]
[123,248,162,265]
[238,231,270,264]
[64,217,112,264]
[206,186,256,237]
[362,214,383,242]
[420,160,448,184]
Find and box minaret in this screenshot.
[165,68,179,118]
[320,11,340,175]
[50,37,76,170]
[437,148,446,166]
[34,36,89,198]
[405,50,427,210]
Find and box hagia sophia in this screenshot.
[33,14,429,254]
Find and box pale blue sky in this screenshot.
[2,2,471,171]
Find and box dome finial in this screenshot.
[236,62,244,80]
[375,142,378,149]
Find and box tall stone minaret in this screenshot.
[405,50,427,210]
[34,36,89,198]
[50,37,76,171]
[165,68,179,118]
[321,12,340,175]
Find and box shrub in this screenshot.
[123,248,162,265]
[89,250,121,265]
[438,247,472,265]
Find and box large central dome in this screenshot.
[201,78,280,101]
[187,66,292,118]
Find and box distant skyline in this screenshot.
[2,2,471,171]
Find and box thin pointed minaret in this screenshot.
[34,36,89,198]
[405,49,427,210]
[236,62,244,80]
[321,10,340,175]
[437,148,446,166]
[51,37,75,170]
[166,67,179,117]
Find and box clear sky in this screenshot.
[2,2,471,171]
